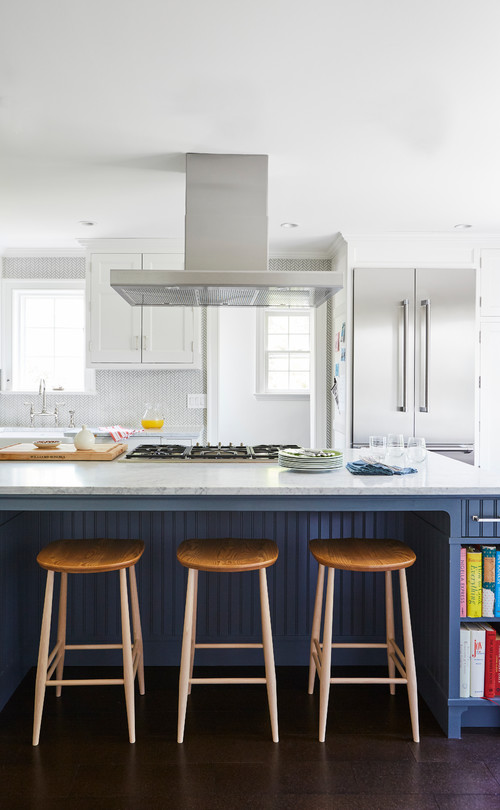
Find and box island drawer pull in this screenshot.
[471,515,500,522]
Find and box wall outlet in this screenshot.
[187,394,207,409]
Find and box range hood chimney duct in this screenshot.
[110,153,342,307]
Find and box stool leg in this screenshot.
[119,568,136,744]
[319,566,335,743]
[188,569,198,696]
[55,572,68,698]
[399,568,420,743]
[33,570,55,746]
[385,570,396,696]
[259,567,279,743]
[178,567,196,743]
[129,565,145,696]
[308,563,325,694]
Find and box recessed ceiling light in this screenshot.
[453,223,472,230]
[78,221,95,227]
[280,222,299,229]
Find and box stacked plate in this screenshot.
[278,448,343,472]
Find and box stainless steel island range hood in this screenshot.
[110,154,342,307]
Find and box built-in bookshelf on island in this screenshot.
[459,544,500,700]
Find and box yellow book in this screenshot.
[466,547,482,617]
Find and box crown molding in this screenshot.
[269,251,331,260]
[341,231,500,245]
[77,237,185,252]
[2,247,86,258]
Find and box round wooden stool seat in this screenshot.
[309,537,416,572]
[37,538,145,574]
[176,538,279,572]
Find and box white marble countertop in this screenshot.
[0,448,498,497]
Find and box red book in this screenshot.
[482,623,496,699]
[460,547,466,617]
[496,633,500,697]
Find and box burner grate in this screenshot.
[126,444,188,459]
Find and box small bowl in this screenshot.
[33,440,61,449]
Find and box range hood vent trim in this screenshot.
[110,270,343,308]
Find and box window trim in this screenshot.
[255,308,312,400]
[1,279,96,394]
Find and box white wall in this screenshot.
[217,309,310,446]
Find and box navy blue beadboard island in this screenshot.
[1,449,499,739]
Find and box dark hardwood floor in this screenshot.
[1,666,499,809]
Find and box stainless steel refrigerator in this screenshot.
[352,267,476,463]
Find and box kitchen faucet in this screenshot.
[24,378,66,426]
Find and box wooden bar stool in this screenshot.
[176,538,279,743]
[308,537,419,743]
[33,538,145,745]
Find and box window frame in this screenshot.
[255,307,313,400]
[1,279,96,394]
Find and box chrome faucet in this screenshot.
[39,378,48,413]
[24,378,66,426]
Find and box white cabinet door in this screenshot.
[142,253,201,366]
[142,306,199,364]
[480,250,500,317]
[479,321,500,471]
[89,254,142,363]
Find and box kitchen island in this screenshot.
[1,449,499,739]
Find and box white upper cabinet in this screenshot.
[87,251,201,369]
[480,249,500,317]
[89,253,142,363]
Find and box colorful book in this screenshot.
[459,623,471,697]
[460,547,467,618]
[496,630,500,697]
[481,623,496,698]
[468,623,486,698]
[495,550,500,618]
[482,546,496,617]
[466,547,482,617]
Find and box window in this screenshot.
[2,280,94,393]
[256,309,312,397]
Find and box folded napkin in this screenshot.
[99,426,145,442]
[346,460,417,476]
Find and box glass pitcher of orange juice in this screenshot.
[141,403,164,429]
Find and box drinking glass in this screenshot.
[369,435,386,461]
[387,433,405,459]
[407,437,427,463]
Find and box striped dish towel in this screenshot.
[99,426,145,442]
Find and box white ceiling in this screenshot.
[1,0,500,254]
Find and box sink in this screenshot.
[0,427,67,436]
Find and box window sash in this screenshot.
[1,279,95,393]
[257,308,312,395]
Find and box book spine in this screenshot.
[470,624,486,698]
[466,548,482,618]
[482,623,496,699]
[460,547,467,618]
[496,634,500,697]
[495,551,500,618]
[460,624,471,697]
[482,546,496,617]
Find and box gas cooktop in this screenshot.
[124,443,301,461]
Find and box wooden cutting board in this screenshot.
[0,443,128,461]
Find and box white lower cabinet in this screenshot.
[87,252,201,369]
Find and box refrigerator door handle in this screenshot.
[398,299,409,412]
[420,298,430,413]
